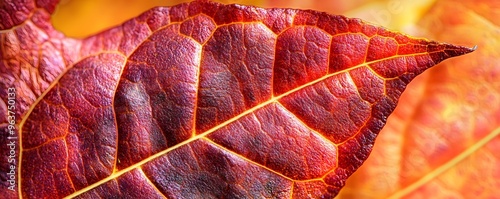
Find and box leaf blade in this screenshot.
[0,0,476,198]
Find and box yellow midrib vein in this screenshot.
[64,52,431,198]
[386,126,500,199]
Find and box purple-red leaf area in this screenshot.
[0,0,473,198]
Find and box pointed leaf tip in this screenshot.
[421,42,475,69]
[437,43,477,59]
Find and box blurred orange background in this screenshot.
[52,0,500,198]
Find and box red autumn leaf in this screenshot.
[0,0,475,198]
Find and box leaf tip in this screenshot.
[440,43,477,58]
[461,44,478,54]
[471,45,478,51]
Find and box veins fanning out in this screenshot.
[137,168,169,199]
[274,101,339,174]
[65,43,434,198]
[203,137,295,182]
